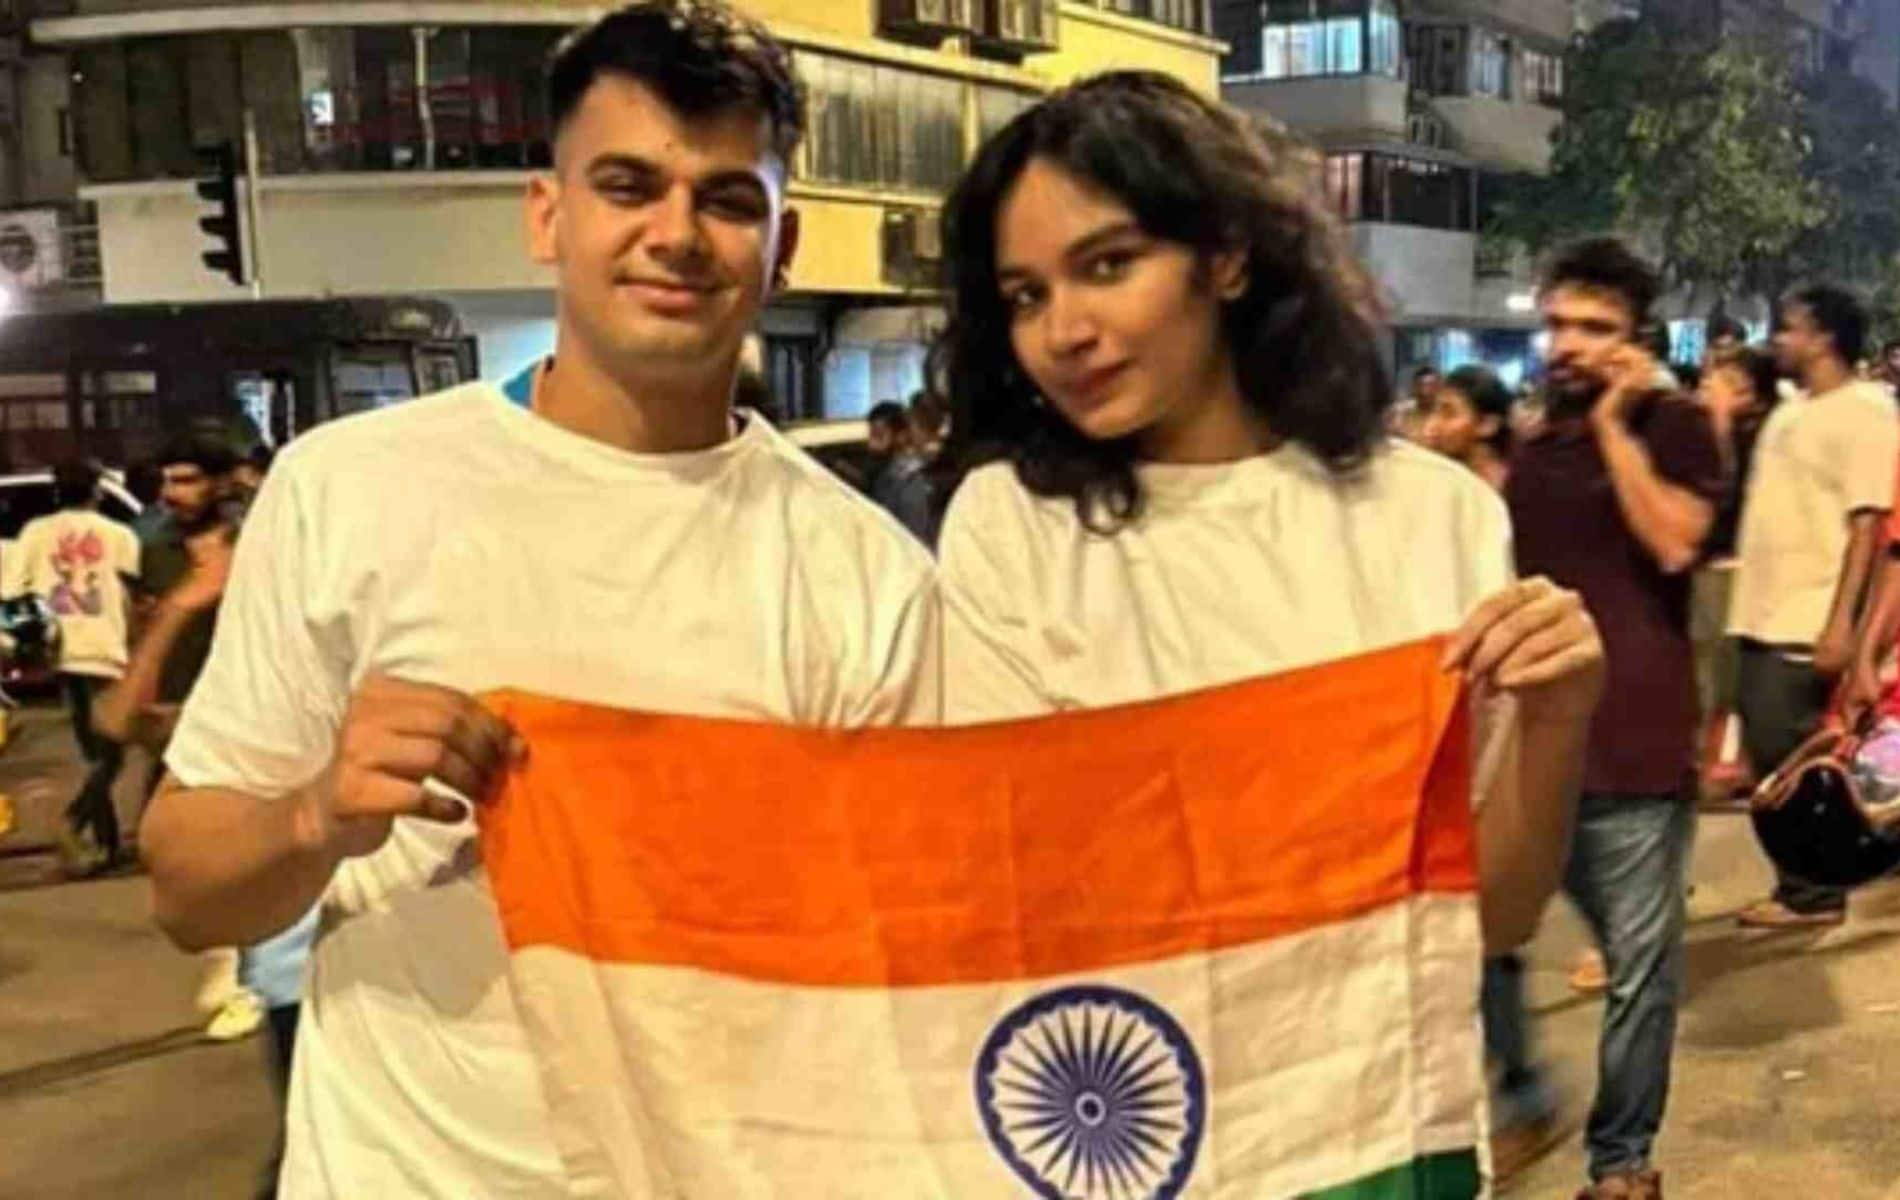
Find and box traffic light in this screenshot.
[194,141,244,286]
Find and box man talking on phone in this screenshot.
[1505,238,1723,1200]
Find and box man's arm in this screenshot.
[1816,511,1887,677]
[1594,419,1715,575]
[145,676,521,950]
[143,776,345,950]
[94,602,199,745]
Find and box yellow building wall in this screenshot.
[783,190,901,297]
[1033,4,1223,94]
[736,0,876,43]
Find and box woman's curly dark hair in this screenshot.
[929,71,1391,533]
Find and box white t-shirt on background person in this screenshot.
[1727,379,1900,648]
[1,508,141,678]
[165,379,942,1199]
[939,440,1513,723]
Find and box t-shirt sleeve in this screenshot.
[939,471,1057,724]
[1842,395,1900,516]
[1640,396,1725,502]
[165,464,350,798]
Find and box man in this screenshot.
[138,5,938,1197]
[2,460,141,875]
[1728,284,1899,927]
[907,388,948,460]
[134,434,239,723]
[865,400,935,546]
[1506,237,1723,1200]
[1705,314,1748,362]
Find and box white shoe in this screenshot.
[195,948,241,1016]
[205,989,265,1042]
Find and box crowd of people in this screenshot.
[0,432,311,1195]
[1,1,1893,1197]
[1412,257,1900,1194]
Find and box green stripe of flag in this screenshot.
[1302,1149,1481,1199]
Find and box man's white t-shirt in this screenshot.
[165,381,941,1199]
[1728,379,1900,647]
[939,441,1512,722]
[2,509,140,678]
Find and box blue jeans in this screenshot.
[1563,792,1693,1181]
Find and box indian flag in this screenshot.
[479,638,1486,1198]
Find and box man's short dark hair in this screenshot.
[1709,314,1747,345]
[1786,282,1868,366]
[868,402,909,434]
[1411,366,1440,385]
[1539,237,1660,328]
[547,1,804,164]
[158,432,238,478]
[52,459,98,509]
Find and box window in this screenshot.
[1081,0,1210,35]
[976,85,1037,147]
[1231,3,1397,82]
[1521,47,1562,105]
[1470,30,1511,99]
[1323,152,1363,221]
[1407,24,1467,95]
[1364,153,1472,229]
[425,28,474,169]
[797,52,965,195]
[1368,0,1400,76]
[1214,1,1263,77]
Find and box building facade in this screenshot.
[1215,0,1579,388]
[0,0,1220,458]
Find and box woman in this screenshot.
[1423,364,1515,490]
[932,72,1602,1186]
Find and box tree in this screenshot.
[1487,15,1823,307]
[1759,73,1900,301]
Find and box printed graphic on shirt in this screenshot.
[49,529,107,617]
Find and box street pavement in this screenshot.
[3,698,1900,1197]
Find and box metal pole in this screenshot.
[242,107,264,300]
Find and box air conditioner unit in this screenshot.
[881,0,980,38]
[985,0,1058,51]
[0,209,64,288]
[882,208,944,289]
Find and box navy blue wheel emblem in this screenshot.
[975,985,1206,1200]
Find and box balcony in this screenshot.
[1351,222,1475,323]
[1427,94,1559,173]
[1224,73,1410,144]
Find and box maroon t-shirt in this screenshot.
[1505,393,1725,796]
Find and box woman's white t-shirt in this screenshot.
[939,440,1513,722]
